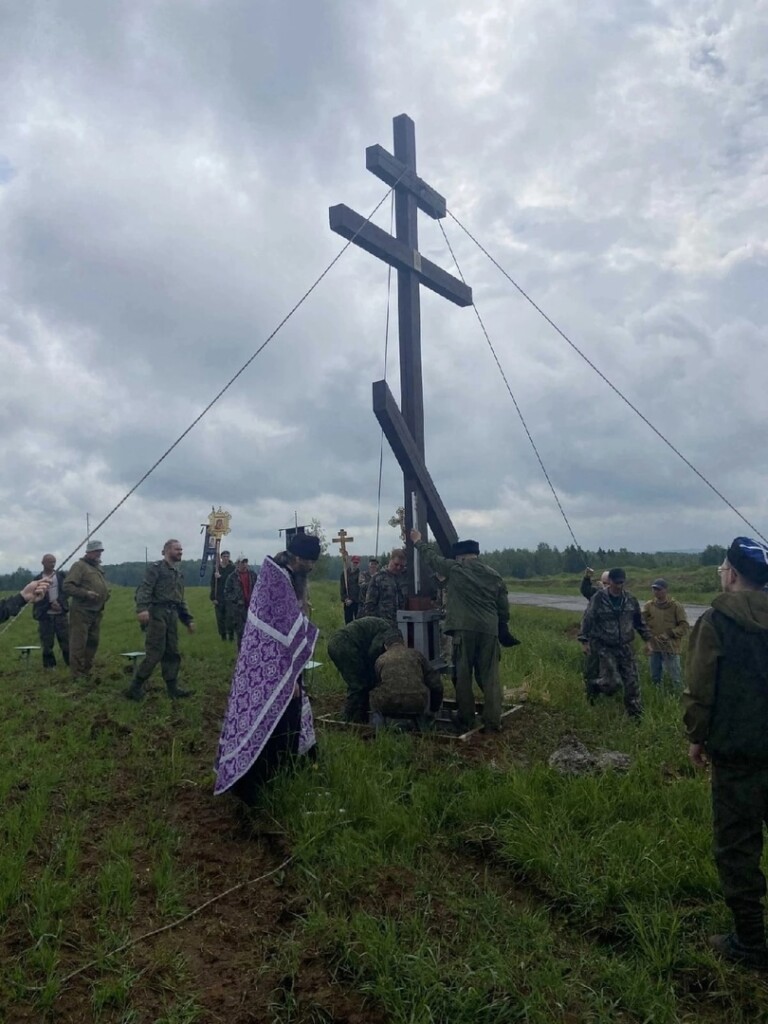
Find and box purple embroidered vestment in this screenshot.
[214,555,318,795]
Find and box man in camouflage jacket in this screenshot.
[371,631,443,728]
[327,616,393,723]
[579,567,650,717]
[363,550,407,626]
[126,539,195,701]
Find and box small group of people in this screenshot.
[7,541,112,679]
[340,552,408,626]
[578,566,690,717]
[214,526,520,820]
[576,538,768,971]
[209,550,258,648]
[4,539,197,702]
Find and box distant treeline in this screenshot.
[0,544,727,591]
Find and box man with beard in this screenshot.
[126,539,195,701]
[215,532,321,806]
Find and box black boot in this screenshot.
[125,678,144,702]
[166,680,193,699]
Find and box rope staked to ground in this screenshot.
[438,221,589,568]
[1,177,407,641]
[446,208,768,547]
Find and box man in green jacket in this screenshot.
[64,539,110,680]
[683,536,768,970]
[642,578,689,690]
[327,616,393,723]
[126,539,195,701]
[410,529,517,732]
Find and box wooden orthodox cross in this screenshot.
[332,528,354,596]
[330,114,472,599]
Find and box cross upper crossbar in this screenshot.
[365,145,446,219]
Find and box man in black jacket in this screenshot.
[33,553,70,668]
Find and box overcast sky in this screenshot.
[1,0,767,574]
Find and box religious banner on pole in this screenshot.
[199,506,232,580]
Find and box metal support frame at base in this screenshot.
[316,702,523,744]
[397,607,447,669]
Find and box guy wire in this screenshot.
[1,176,407,639]
[438,221,589,567]
[446,208,768,547]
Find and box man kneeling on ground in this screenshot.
[371,630,444,731]
[327,616,393,723]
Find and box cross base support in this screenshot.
[397,608,446,669]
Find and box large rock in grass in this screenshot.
[548,735,631,776]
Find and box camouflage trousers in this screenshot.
[326,639,374,724]
[593,642,642,718]
[712,763,768,948]
[69,607,103,678]
[453,630,501,730]
[133,607,181,689]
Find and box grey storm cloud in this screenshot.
[1,0,767,573]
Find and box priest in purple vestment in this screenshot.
[214,532,321,804]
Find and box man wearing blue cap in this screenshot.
[684,536,768,969]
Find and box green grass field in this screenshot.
[504,565,719,605]
[0,578,764,1023]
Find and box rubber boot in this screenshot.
[710,908,768,969]
[125,678,144,702]
[166,679,193,699]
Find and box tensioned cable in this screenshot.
[1,178,407,637]
[447,208,768,547]
[438,221,589,566]
[374,194,395,560]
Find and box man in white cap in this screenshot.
[63,539,110,680]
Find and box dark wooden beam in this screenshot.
[329,204,472,307]
[365,144,446,220]
[372,380,458,556]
